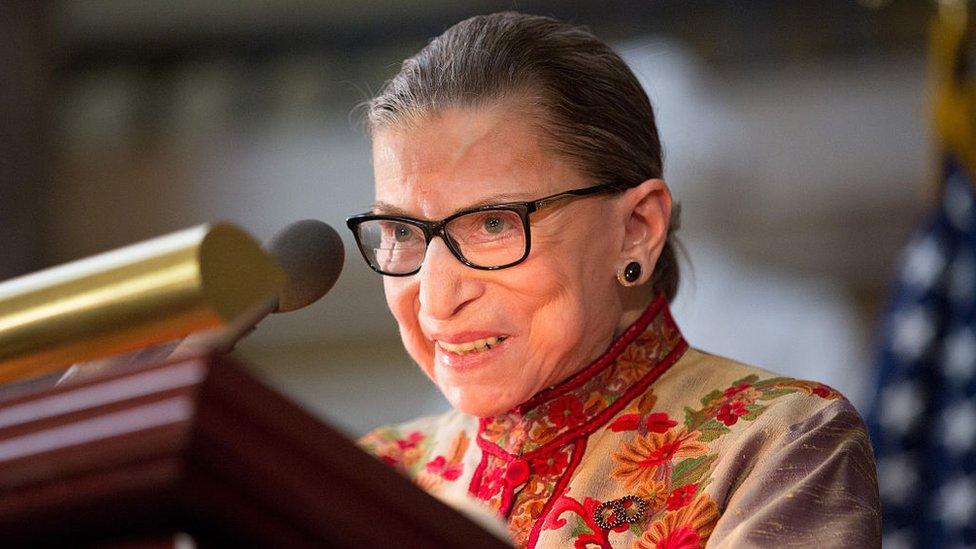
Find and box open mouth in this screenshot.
[436,336,509,355]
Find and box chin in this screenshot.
[442,387,517,418]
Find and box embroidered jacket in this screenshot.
[359,295,882,548]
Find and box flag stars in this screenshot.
[871,162,976,545]
[879,382,925,435]
[943,327,976,383]
[878,455,919,503]
[934,476,976,530]
[939,400,976,455]
[890,307,936,363]
[901,236,946,290]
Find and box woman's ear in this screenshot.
[618,178,672,285]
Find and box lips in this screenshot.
[437,335,508,355]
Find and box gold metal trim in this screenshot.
[933,0,976,180]
[0,224,285,384]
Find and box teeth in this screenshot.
[438,336,506,355]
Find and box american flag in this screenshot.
[868,156,976,548]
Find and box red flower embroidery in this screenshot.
[477,465,505,500]
[636,494,718,549]
[723,382,751,399]
[609,414,641,432]
[531,449,569,476]
[425,455,463,481]
[396,431,424,450]
[639,440,681,468]
[548,395,586,428]
[666,483,698,511]
[655,525,701,549]
[646,412,678,433]
[444,467,462,481]
[608,412,677,434]
[716,401,748,426]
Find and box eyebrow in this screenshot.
[371,192,537,218]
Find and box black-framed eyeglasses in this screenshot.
[345,182,627,276]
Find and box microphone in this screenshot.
[57,220,344,384]
[266,219,345,313]
[177,219,346,353]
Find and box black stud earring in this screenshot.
[617,261,642,287]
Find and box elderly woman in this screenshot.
[349,12,881,548]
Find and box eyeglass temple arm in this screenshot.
[534,183,623,209]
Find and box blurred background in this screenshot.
[2,1,932,434]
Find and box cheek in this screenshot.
[383,279,434,372]
[504,254,594,346]
[524,220,619,307]
[516,220,621,347]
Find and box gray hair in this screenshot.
[366,11,681,301]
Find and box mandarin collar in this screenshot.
[476,293,688,459]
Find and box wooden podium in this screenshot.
[0,356,509,547]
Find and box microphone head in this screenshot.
[265,219,344,313]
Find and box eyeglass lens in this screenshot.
[356,209,527,274]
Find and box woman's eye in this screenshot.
[394,224,414,242]
[483,215,507,234]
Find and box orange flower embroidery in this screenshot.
[637,479,670,510]
[509,498,546,543]
[611,427,707,491]
[634,494,719,549]
[616,346,652,384]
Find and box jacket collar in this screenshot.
[477,293,688,459]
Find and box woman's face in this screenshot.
[372,106,659,417]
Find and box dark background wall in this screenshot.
[0,1,51,281]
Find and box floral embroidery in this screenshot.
[425,455,463,480]
[547,369,841,547]
[361,429,472,495]
[634,494,718,549]
[686,374,840,443]
[640,480,669,509]
[610,427,708,491]
[532,448,570,476]
[427,431,463,472]
[358,428,430,475]
[715,401,748,426]
[397,431,424,450]
[610,411,678,434]
[722,381,753,399]
[506,472,569,547]
[472,295,688,546]
[510,499,547,541]
[478,461,506,500]
[548,395,588,429]
[544,491,628,549]
[608,392,679,436]
[665,483,697,511]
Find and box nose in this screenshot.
[417,237,481,320]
